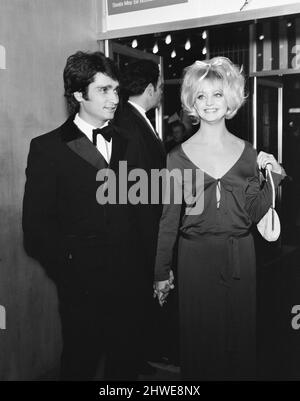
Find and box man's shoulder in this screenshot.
[32,127,60,144]
[115,104,147,139]
[31,118,71,147]
[115,102,140,124]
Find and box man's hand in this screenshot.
[168,270,175,289]
[153,276,175,307]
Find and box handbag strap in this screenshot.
[266,165,275,209]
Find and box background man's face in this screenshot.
[152,76,163,109]
[77,72,119,126]
[172,126,185,142]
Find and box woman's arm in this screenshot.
[154,151,183,282]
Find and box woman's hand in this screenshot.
[257,151,282,174]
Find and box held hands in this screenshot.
[153,270,175,307]
[257,151,282,174]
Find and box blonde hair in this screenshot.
[181,57,246,124]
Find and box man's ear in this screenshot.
[73,91,84,103]
[145,83,154,97]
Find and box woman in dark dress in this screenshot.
[154,57,285,380]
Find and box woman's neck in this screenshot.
[195,119,229,146]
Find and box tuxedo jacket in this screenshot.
[22,116,138,296]
[114,102,166,275]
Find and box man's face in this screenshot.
[76,72,119,127]
[172,126,185,142]
[151,75,163,109]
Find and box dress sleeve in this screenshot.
[245,149,284,223]
[154,151,183,281]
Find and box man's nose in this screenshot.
[110,91,119,104]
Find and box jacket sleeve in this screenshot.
[245,150,284,224]
[22,138,60,280]
[154,152,183,282]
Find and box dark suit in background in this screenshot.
[116,102,166,270]
[115,101,166,363]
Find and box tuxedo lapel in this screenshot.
[60,117,108,170]
[67,136,108,170]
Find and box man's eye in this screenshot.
[99,88,108,93]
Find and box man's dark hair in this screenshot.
[63,51,120,114]
[121,59,160,97]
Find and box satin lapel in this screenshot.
[128,104,166,158]
[60,117,108,170]
[67,137,108,170]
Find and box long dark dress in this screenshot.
[154,141,283,380]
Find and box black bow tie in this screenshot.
[92,125,114,145]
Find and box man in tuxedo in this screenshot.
[115,60,167,370]
[22,51,141,380]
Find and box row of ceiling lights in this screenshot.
[131,30,208,58]
[258,20,294,41]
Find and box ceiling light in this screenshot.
[171,50,176,58]
[131,39,138,48]
[165,34,172,44]
[202,47,207,55]
[259,35,264,40]
[202,30,207,40]
[153,43,159,54]
[185,39,191,51]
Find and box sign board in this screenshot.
[107,0,188,15]
[101,0,300,36]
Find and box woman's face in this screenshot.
[194,78,228,124]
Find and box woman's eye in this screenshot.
[215,93,223,97]
[197,94,204,99]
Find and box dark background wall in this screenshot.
[0,0,100,380]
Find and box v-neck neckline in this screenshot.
[180,141,247,181]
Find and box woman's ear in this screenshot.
[225,107,236,118]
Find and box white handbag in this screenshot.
[257,165,281,242]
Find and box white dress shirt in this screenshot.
[128,100,159,138]
[74,113,112,163]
